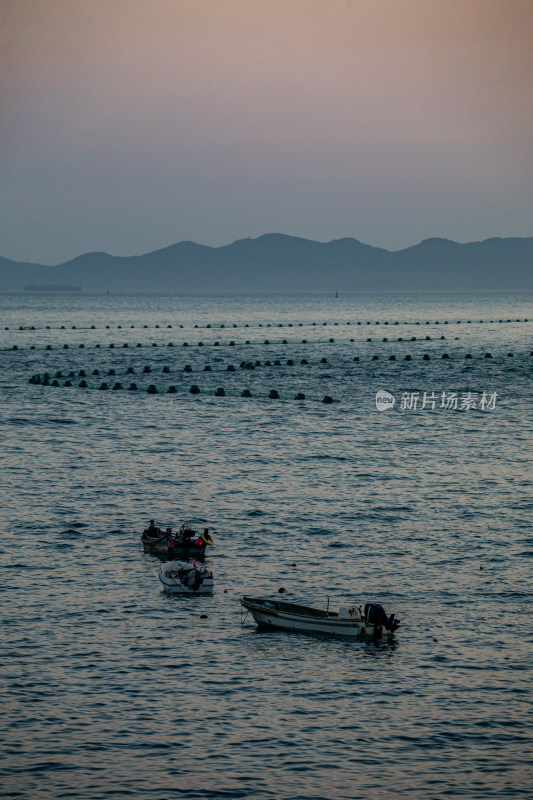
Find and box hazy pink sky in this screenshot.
[1,0,532,263]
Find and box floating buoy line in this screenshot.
[2,334,464,352]
[25,350,533,392]
[5,317,529,332]
[27,373,334,403]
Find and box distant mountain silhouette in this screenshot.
[1,233,532,292]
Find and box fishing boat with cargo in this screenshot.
[141,521,214,558]
[159,560,214,594]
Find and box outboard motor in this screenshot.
[364,604,400,633]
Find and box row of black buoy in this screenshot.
[6,317,529,331]
[5,334,457,352]
[27,350,531,385]
[28,374,333,402]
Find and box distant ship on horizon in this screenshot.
[23,284,82,292]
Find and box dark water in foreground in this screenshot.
[1,292,532,799]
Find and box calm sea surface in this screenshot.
[1,291,532,800]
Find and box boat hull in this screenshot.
[241,597,396,639]
[142,537,207,559]
[159,574,214,594]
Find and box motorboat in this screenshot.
[141,521,214,559]
[159,560,214,594]
[240,596,399,639]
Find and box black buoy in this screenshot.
[198,341,204,346]
[63,344,69,349]
[152,342,158,347]
[46,345,52,350]
[353,356,359,362]
[269,389,280,399]
[294,392,306,400]
[229,341,235,346]
[129,383,137,390]
[184,364,192,372]
[99,382,108,390]
[167,386,177,393]
[204,365,212,371]
[227,364,235,371]
[329,338,334,343]
[108,368,116,375]
[79,380,88,388]
[382,337,388,342]
[79,369,86,377]
[122,343,128,348]
[265,360,271,366]
[109,343,115,348]
[92,369,100,375]
[264,339,270,344]
[112,382,122,390]
[95,343,101,348]
[147,384,157,394]
[465,353,472,359]
[508,352,514,357]
[79,343,85,348]
[485,352,492,358]
[241,389,252,397]
[404,354,412,360]
[189,384,200,394]
[442,353,450,359]
[372,355,379,360]
[162,366,170,373]
[322,395,333,403]
[215,387,225,396]
[168,342,174,347]
[143,366,151,373]
[274,360,281,366]
[389,355,396,361]
[136,343,142,347]
[423,354,430,360]
[321,357,328,363]
[286,359,294,366]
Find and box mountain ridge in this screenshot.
[1,234,531,292]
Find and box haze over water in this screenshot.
[1,291,532,800]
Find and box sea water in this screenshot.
[0,291,532,800]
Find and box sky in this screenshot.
[1,0,532,264]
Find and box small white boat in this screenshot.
[240,596,399,639]
[159,560,214,594]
